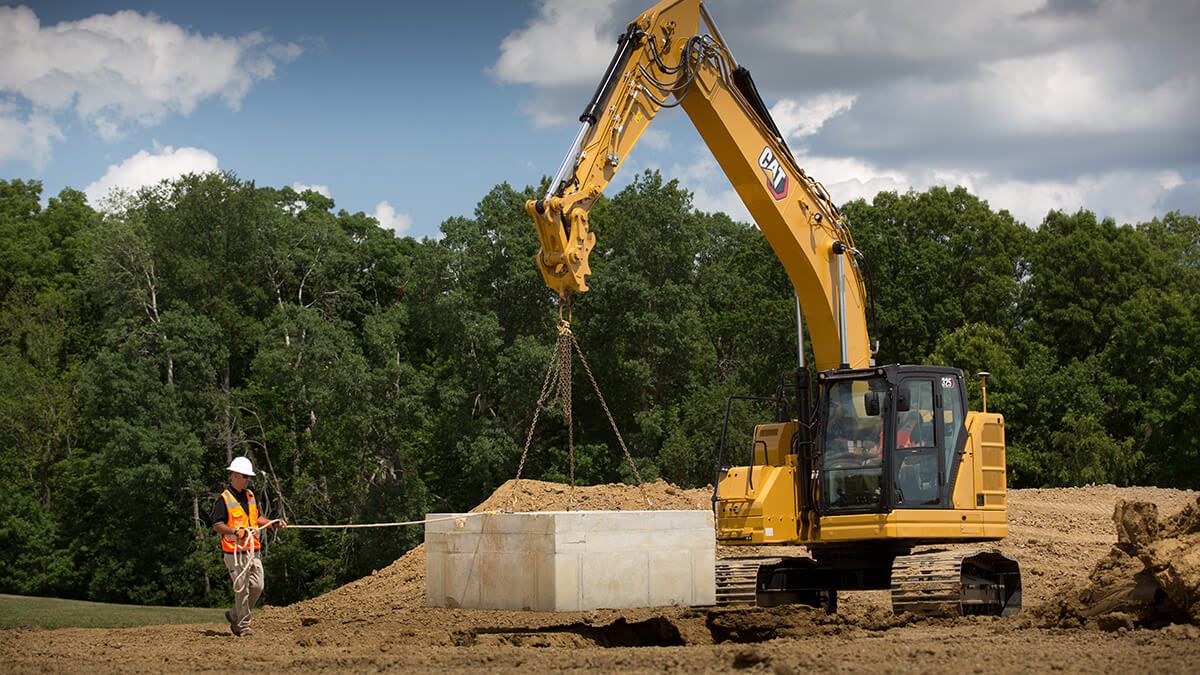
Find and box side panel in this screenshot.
[950,430,977,509]
[814,509,1008,542]
[754,422,796,467]
[715,465,798,544]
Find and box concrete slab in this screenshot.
[425,510,715,611]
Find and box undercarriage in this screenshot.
[715,547,1021,618]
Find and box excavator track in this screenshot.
[890,549,1021,617]
[714,558,779,605]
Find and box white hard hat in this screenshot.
[227,456,255,476]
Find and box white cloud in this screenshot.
[972,47,1196,136]
[291,182,330,197]
[0,101,62,169]
[771,94,856,140]
[667,135,1185,229]
[640,128,672,151]
[497,0,1199,225]
[84,145,219,207]
[0,5,300,164]
[668,152,750,222]
[802,154,1186,228]
[970,170,1187,228]
[373,201,412,236]
[492,0,621,88]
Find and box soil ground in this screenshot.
[3,480,1198,673]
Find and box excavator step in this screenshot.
[890,549,1021,618]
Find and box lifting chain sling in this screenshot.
[507,307,653,512]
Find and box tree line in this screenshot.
[1,172,1196,607]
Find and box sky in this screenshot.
[2,0,1198,239]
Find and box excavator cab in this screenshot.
[715,364,1020,616]
[817,365,967,517]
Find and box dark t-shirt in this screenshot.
[210,486,253,527]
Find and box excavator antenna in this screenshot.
[976,371,991,413]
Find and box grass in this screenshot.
[0,594,226,630]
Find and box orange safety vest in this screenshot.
[221,488,261,553]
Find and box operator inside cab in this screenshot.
[822,381,888,509]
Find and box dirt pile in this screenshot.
[471,478,713,513]
[1035,495,1200,630]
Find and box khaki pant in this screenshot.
[223,552,264,634]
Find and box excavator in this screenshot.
[525,0,1021,617]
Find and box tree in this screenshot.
[841,187,1029,365]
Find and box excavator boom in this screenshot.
[527,0,870,372]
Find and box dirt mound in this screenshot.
[471,478,713,513]
[1034,495,1200,629]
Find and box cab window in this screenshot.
[940,375,965,479]
[894,379,941,507]
[822,378,887,512]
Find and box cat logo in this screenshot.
[758,147,788,199]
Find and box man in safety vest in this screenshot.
[210,456,286,637]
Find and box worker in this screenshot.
[862,437,883,465]
[896,411,921,448]
[826,400,854,455]
[861,414,884,464]
[210,456,286,637]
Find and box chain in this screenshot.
[571,334,654,510]
[508,337,561,512]
[558,321,576,510]
[507,301,653,512]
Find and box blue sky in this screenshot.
[3,1,1198,239]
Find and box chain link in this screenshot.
[558,321,576,510]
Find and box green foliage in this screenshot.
[842,187,1029,364]
[0,172,1195,611]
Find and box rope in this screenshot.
[277,513,491,529]
[224,530,259,598]
[222,512,493,606]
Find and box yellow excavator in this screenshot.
[526,0,1020,617]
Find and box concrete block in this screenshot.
[425,510,715,611]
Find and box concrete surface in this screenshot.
[424,510,716,611]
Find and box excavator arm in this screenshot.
[526,0,872,371]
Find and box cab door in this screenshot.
[891,377,946,508]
